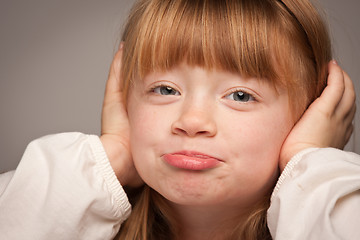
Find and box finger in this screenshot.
[336,70,356,114]
[344,123,354,147]
[344,103,356,125]
[341,103,356,148]
[118,41,124,51]
[316,61,345,114]
[104,47,123,99]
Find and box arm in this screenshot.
[0,133,131,239]
[269,61,358,239]
[268,148,360,240]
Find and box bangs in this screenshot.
[121,0,330,119]
[122,0,283,83]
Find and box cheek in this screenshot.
[224,112,293,198]
[226,111,292,152]
[128,103,171,145]
[128,105,156,153]
[127,106,156,182]
[224,107,294,174]
[127,100,173,177]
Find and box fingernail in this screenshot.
[332,59,338,65]
[119,42,124,50]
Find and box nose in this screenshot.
[171,104,217,137]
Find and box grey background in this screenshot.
[1,0,359,172]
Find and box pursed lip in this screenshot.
[162,151,223,170]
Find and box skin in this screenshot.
[127,63,292,206]
[100,48,356,239]
[126,63,295,239]
[279,60,356,170]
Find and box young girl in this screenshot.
[0,0,358,239]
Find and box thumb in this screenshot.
[103,45,124,104]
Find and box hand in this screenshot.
[100,45,143,187]
[279,61,356,171]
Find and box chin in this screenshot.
[152,182,228,206]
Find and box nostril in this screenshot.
[173,128,187,135]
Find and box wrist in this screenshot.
[279,144,314,172]
[100,134,132,186]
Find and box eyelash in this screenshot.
[149,84,181,96]
[224,88,257,103]
[148,84,257,103]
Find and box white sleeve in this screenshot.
[267,148,360,240]
[0,132,131,240]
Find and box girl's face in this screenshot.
[127,63,294,208]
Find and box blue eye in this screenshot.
[152,85,180,96]
[226,91,254,102]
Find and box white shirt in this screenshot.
[268,148,360,239]
[0,133,359,239]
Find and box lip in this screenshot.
[162,151,221,170]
